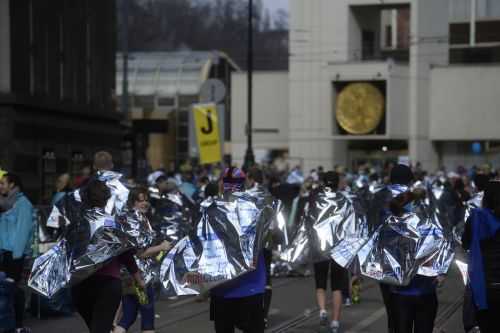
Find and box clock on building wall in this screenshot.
[335,82,385,135]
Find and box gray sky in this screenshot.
[265,0,289,13]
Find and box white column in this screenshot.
[470,0,477,46]
[0,0,11,93]
[409,0,449,171]
[391,9,398,50]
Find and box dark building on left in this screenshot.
[0,0,123,204]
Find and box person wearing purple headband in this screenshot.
[209,167,267,333]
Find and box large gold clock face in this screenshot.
[336,83,385,135]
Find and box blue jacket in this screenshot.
[0,193,35,259]
[468,208,500,310]
[211,252,266,299]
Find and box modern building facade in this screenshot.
[0,0,122,203]
[230,0,500,172]
[288,0,500,172]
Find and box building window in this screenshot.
[385,26,393,48]
[29,0,34,95]
[59,15,64,100]
[86,18,91,104]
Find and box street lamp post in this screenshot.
[243,0,255,170]
[121,0,129,115]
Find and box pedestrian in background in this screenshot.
[51,173,72,205]
[311,171,349,333]
[0,173,35,333]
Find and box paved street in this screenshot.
[26,265,465,333]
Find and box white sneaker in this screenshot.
[331,320,340,333]
[319,310,329,326]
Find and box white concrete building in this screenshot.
[230,72,289,166]
[289,0,500,170]
[230,0,500,172]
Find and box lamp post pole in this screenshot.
[243,0,255,170]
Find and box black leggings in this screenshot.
[211,294,265,333]
[72,275,122,333]
[314,259,348,292]
[477,288,500,333]
[379,284,395,333]
[391,292,438,333]
[263,248,272,319]
[0,252,25,329]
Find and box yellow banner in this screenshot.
[193,104,222,164]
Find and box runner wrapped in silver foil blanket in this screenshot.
[160,191,275,296]
[149,190,196,243]
[46,171,129,229]
[29,207,135,298]
[279,189,370,269]
[119,209,159,285]
[357,186,455,286]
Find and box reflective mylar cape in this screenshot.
[149,188,196,243]
[279,188,369,269]
[119,209,159,285]
[357,187,454,286]
[246,185,287,249]
[453,191,483,245]
[29,208,134,298]
[160,191,274,296]
[46,171,129,228]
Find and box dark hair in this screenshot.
[474,174,490,192]
[83,179,110,208]
[483,181,500,216]
[205,182,220,197]
[323,171,339,190]
[155,175,168,184]
[390,192,414,216]
[4,173,23,192]
[127,187,149,208]
[247,167,264,184]
[390,164,414,186]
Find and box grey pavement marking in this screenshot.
[344,307,386,333]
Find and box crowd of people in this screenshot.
[1,151,500,333]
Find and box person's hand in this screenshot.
[134,272,146,289]
[435,275,446,288]
[160,240,172,252]
[183,272,203,285]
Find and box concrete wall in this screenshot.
[0,0,10,93]
[430,66,500,141]
[230,72,289,165]
[388,64,410,139]
[439,142,500,169]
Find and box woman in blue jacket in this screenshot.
[462,180,500,333]
[0,173,34,332]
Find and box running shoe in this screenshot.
[319,311,329,326]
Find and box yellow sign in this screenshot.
[193,104,222,164]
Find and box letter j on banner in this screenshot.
[193,104,222,164]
